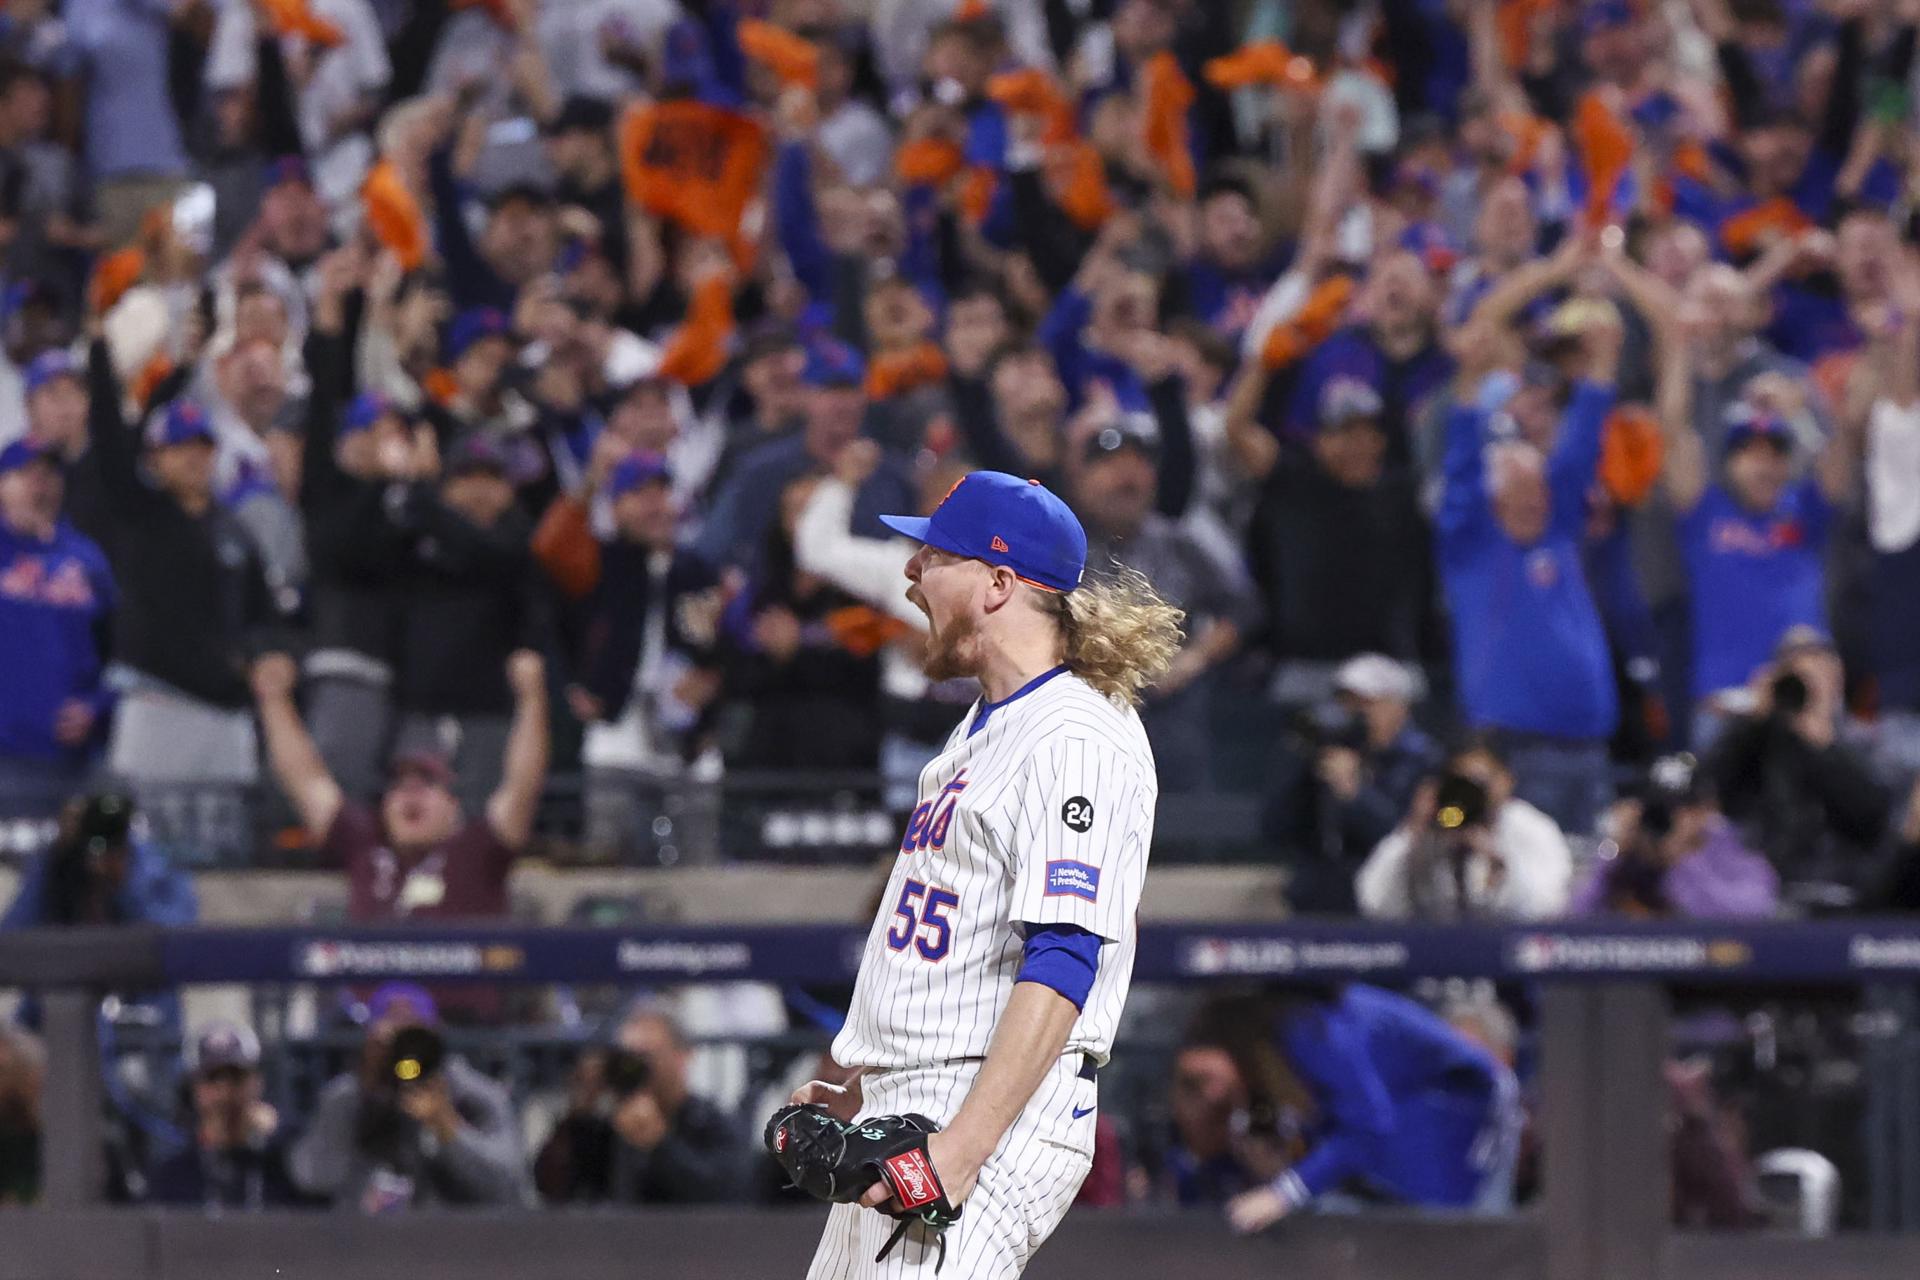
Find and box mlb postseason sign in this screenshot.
[135,921,1920,987]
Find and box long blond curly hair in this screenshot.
[1037,563,1186,707]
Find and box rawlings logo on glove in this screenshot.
[763,1104,962,1271]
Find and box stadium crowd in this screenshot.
[0,0,1918,1226]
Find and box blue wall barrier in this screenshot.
[119,918,1920,988]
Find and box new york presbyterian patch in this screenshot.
[1045,860,1101,902]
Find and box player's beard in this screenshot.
[920,606,982,682]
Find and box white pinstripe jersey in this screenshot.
[832,667,1157,1071]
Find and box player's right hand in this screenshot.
[789,1077,863,1123]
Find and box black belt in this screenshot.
[1077,1053,1099,1083]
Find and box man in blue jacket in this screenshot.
[1437,300,1625,835]
[0,438,116,814]
[1223,985,1520,1233]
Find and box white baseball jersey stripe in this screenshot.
[832,668,1157,1072]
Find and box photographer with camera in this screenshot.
[1355,737,1572,921]
[533,1004,742,1205]
[147,1021,304,1209]
[1263,655,1442,914]
[289,985,531,1210]
[1703,627,1887,891]
[1572,756,1779,920]
[2,791,196,931]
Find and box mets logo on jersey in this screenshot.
[900,771,968,854]
[1045,860,1101,902]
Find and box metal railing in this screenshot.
[9,919,1920,1280]
[0,773,1269,868]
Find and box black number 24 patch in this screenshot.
[1061,796,1094,833]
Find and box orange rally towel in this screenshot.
[1719,197,1814,258]
[421,366,459,406]
[362,160,429,272]
[1204,41,1317,92]
[1495,0,1553,71]
[895,138,966,187]
[738,19,820,90]
[656,276,737,387]
[1571,91,1636,228]
[1259,276,1355,370]
[256,0,345,47]
[1050,140,1113,231]
[620,101,770,243]
[1141,52,1196,199]
[89,247,145,316]
[1599,405,1665,507]
[824,605,913,658]
[866,342,950,400]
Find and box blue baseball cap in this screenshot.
[1723,403,1795,456]
[24,350,79,395]
[802,339,866,389]
[0,438,57,475]
[606,451,672,499]
[879,471,1087,593]
[262,155,312,190]
[447,307,512,362]
[342,392,396,436]
[1582,0,1637,35]
[146,400,215,449]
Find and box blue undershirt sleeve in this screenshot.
[1015,923,1102,1011]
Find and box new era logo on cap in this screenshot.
[990,536,1010,553]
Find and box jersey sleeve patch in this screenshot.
[1044,859,1101,902]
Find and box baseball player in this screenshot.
[773,472,1185,1278]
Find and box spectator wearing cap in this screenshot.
[381,433,550,814]
[714,325,809,480]
[1261,655,1437,917]
[290,984,531,1208]
[429,101,560,312]
[1357,735,1572,921]
[436,308,528,439]
[253,642,547,929]
[0,438,115,807]
[1704,627,1887,890]
[296,251,430,803]
[80,343,285,816]
[207,336,308,611]
[542,97,625,269]
[1437,286,1625,835]
[1660,392,1861,750]
[1070,423,1259,790]
[203,0,391,213]
[1186,174,1285,342]
[793,439,978,808]
[1228,364,1436,707]
[1572,756,1778,920]
[24,351,88,465]
[65,0,192,246]
[695,340,910,573]
[254,157,336,271]
[148,1021,303,1210]
[1286,250,1454,470]
[538,451,726,859]
[721,470,885,774]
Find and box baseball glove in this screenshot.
[764,1104,962,1271]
